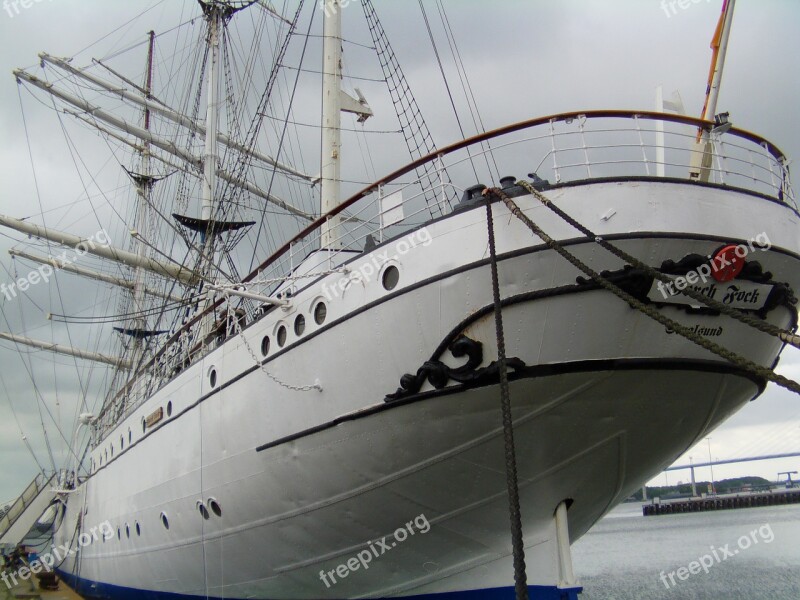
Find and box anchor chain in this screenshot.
[226,300,322,393]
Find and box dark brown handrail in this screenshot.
[243,109,788,285]
[106,109,789,421]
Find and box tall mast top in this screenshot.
[320,0,373,250]
[689,0,736,182]
[201,7,222,228]
[700,0,736,123]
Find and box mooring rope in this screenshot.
[484,195,529,599]
[483,187,800,397]
[513,180,800,351]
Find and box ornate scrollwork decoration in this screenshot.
[386,335,526,402]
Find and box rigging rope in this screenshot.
[245,0,310,273]
[0,372,48,476]
[361,0,455,218]
[434,0,500,182]
[418,0,482,185]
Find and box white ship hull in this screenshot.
[51,180,800,598]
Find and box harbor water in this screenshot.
[572,501,800,599]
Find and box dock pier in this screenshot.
[643,487,800,516]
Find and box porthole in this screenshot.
[128,429,132,443]
[117,528,121,540]
[166,401,173,417]
[260,336,270,356]
[160,512,169,530]
[142,418,146,434]
[209,369,217,388]
[277,325,287,347]
[294,314,306,336]
[125,524,130,538]
[382,265,400,291]
[135,522,141,536]
[120,436,124,450]
[314,302,327,325]
[198,502,210,520]
[208,498,222,517]
[111,446,114,458]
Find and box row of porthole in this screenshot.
[141,400,174,434]
[100,268,403,461]
[79,520,142,545]
[258,301,327,359]
[113,521,142,541]
[197,498,223,520]
[93,400,175,472]
[203,301,328,389]
[97,499,222,543]
[205,265,401,389]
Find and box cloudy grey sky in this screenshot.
[0,0,799,505]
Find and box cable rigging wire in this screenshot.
[246,0,313,273]
[434,0,500,182]
[417,0,482,184]
[0,366,48,476]
[361,0,455,218]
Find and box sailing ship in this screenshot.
[1,0,798,598]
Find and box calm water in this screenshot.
[572,501,800,599]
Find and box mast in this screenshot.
[320,0,372,249]
[0,214,201,285]
[0,332,131,369]
[40,53,316,182]
[193,4,225,340]
[689,0,736,182]
[202,7,221,234]
[127,31,156,365]
[13,70,313,221]
[7,249,183,302]
[700,0,735,127]
[320,1,343,249]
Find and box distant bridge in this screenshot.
[641,452,800,499]
[666,451,800,471]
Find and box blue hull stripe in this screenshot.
[57,569,582,600]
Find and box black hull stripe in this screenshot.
[255,358,765,453]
